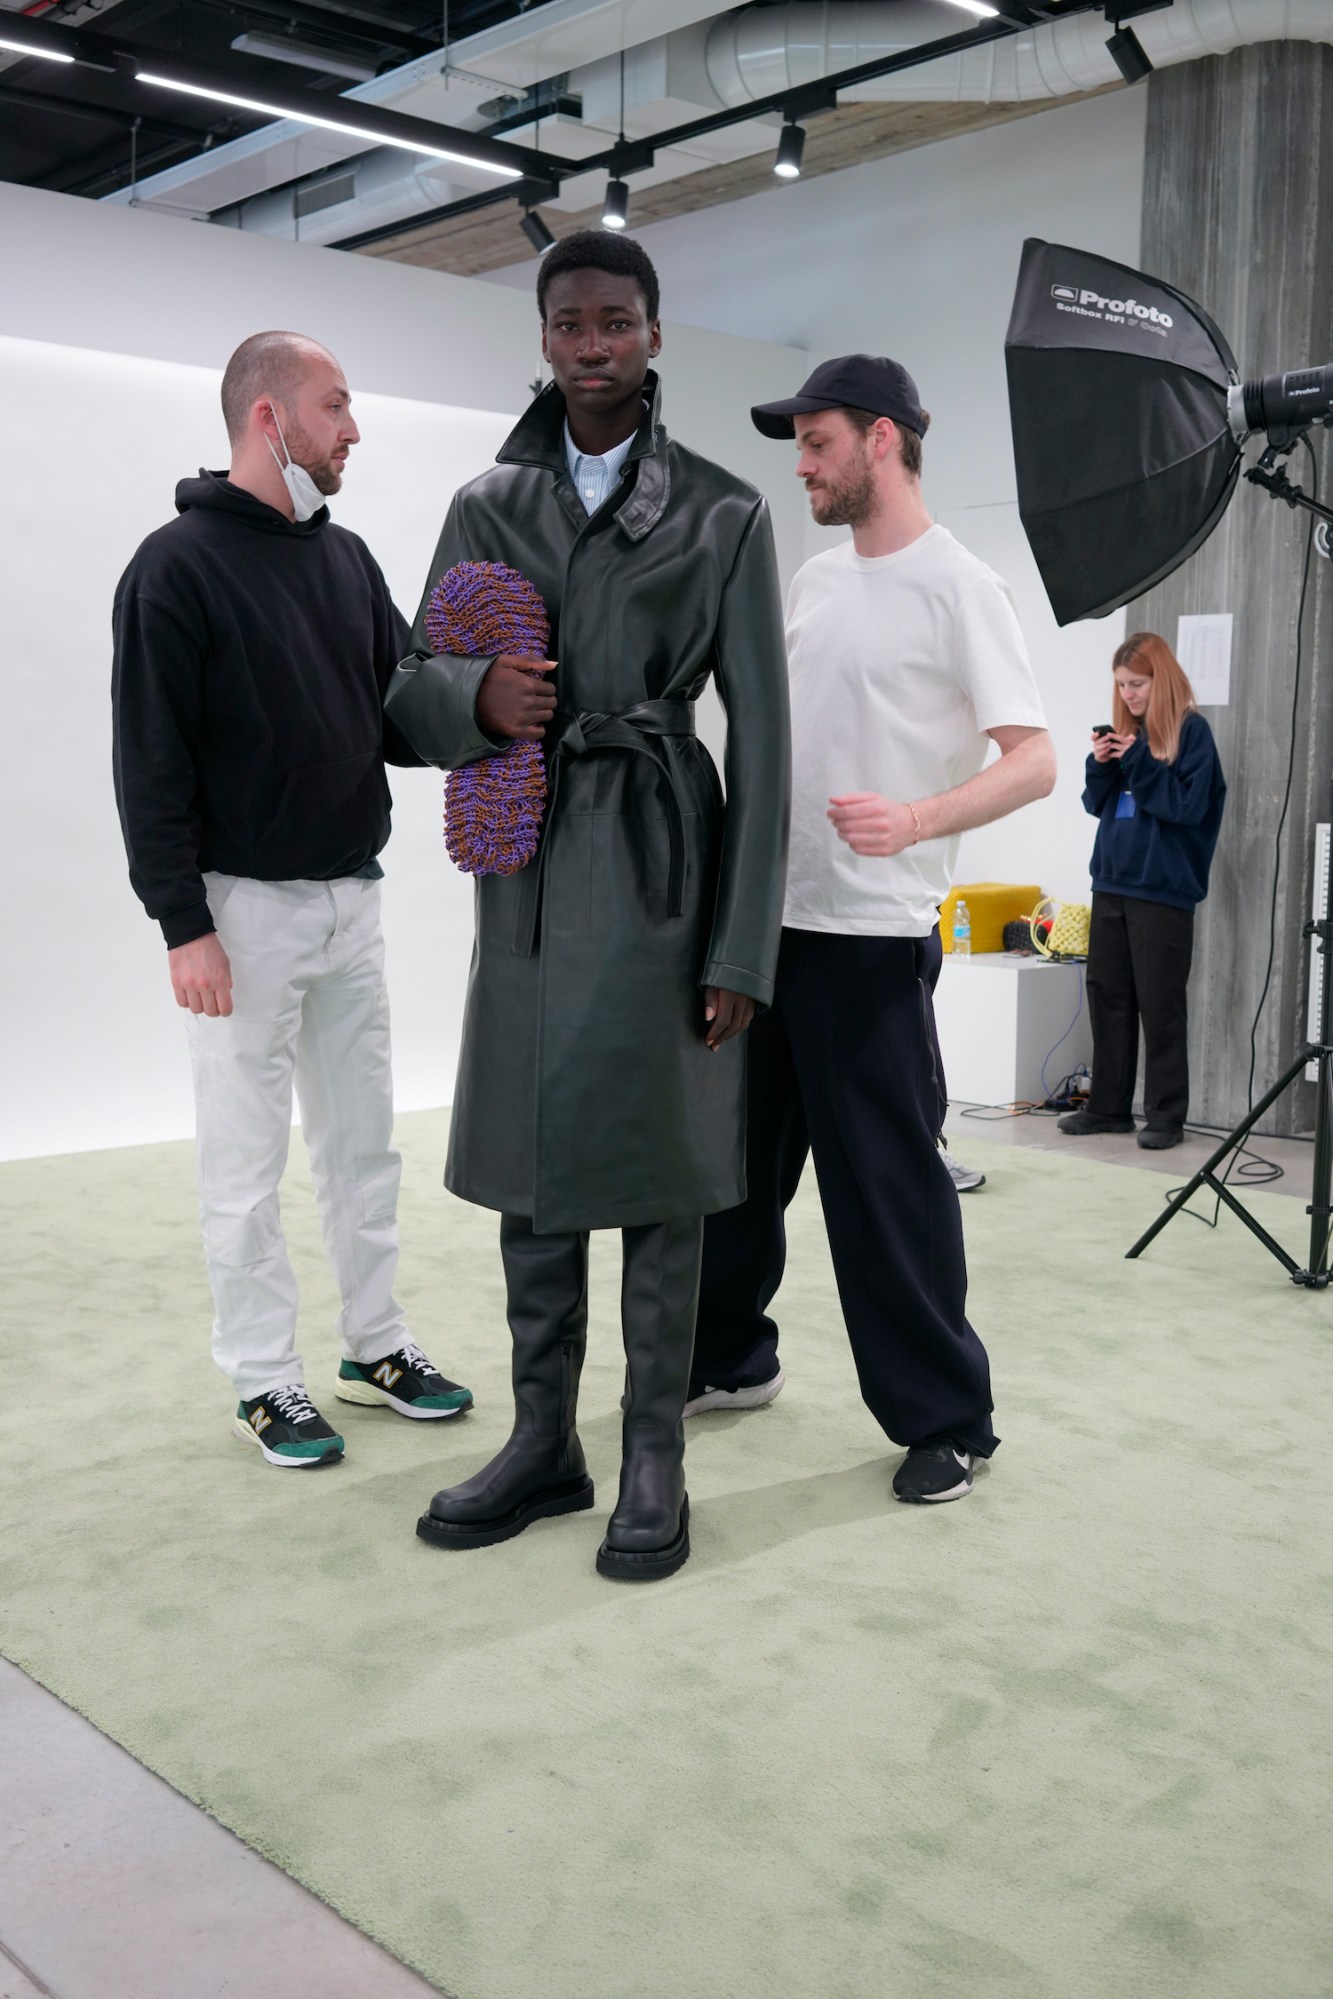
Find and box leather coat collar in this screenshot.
[497,370,670,543]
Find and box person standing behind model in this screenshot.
[112,330,472,1468]
[685,354,1057,1505]
[1059,632,1225,1152]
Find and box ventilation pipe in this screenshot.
[219,0,1333,244]
[704,0,1333,104]
[212,145,460,237]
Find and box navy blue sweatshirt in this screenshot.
[113,472,419,950]
[1082,710,1226,912]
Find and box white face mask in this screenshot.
[265,404,326,522]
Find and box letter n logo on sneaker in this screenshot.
[373,1361,403,1389]
[250,1408,272,1434]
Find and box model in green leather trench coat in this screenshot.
[384,371,790,1234]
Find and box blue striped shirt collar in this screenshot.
[563,420,637,516]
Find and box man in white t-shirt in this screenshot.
[687,354,1056,1503]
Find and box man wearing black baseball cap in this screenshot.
[749,353,927,443]
[685,354,1057,1504]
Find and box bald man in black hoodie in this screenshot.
[112,330,472,1468]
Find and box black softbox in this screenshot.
[1005,238,1243,625]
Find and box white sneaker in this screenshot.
[939,1144,986,1192]
[683,1368,785,1418]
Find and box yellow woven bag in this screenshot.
[1030,896,1092,961]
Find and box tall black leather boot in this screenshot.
[597,1214,703,1582]
[418,1215,594,1548]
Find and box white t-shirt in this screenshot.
[783,523,1046,937]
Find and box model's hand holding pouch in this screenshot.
[425,562,553,876]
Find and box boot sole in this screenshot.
[596,1495,690,1582]
[416,1475,594,1549]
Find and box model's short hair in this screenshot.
[843,403,930,477]
[536,230,661,324]
[220,331,330,443]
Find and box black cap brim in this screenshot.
[750,395,842,439]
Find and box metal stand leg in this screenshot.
[1125,1048,1324,1275]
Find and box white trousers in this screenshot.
[187,873,408,1400]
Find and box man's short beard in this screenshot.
[809,457,878,529]
[284,414,342,494]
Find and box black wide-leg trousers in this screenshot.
[693,928,997,1457]
[1086,892,1194,1130]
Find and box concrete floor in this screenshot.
[0,1660,448,1999]
[3,1106,1318,1999]
[943,1103,1318,1205]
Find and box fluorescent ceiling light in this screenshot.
[136,72,525,179]
[230,33,376,85]
[0,35,75,63]
[938,0,999,15]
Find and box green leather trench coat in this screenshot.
[385,374,790,1233]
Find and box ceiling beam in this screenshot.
[0,11,560,183]
[0,80,205,144]
[357,88,1122,279]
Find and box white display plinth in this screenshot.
[934,953,1092,1108]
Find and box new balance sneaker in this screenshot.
[683,1365,785,1419]
[892,1441,975,1504]
[233,1385,344,1468]
[939,1144,986,1192]
[335,1342,474,1421]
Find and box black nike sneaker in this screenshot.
[233,1385,345,1467]
[892,1441,975,1504]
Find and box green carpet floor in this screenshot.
[2,1112,1331,1999]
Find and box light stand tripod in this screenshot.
[1127,435,1333,1282]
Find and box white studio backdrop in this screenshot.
[0,332,511,1161]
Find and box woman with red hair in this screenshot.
[1059,631,1226,1150]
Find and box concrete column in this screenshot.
[1131,42,1333,1134]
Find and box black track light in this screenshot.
[602,177,629,230]
[1106,24,1152,83]
[520,208,555,254]
[774,121,807,180]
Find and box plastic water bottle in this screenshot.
[953,899,972,957]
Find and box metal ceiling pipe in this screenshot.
[213,145,458,237]
[703,0,1333,104]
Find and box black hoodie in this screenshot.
[112,472,419,949]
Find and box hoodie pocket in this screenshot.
[257,753,386,874]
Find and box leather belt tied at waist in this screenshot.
[512,698,696,958]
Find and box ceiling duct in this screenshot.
[114,0,1333,248]
[703,0,1333,104]
[292,169,359,219]
[212,147,455,235]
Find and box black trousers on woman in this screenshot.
[691,928,997,1458]
[1086,892,1195,1130]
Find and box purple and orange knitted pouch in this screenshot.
[423,561,550,877]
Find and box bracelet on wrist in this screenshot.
[908,802,922,846]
